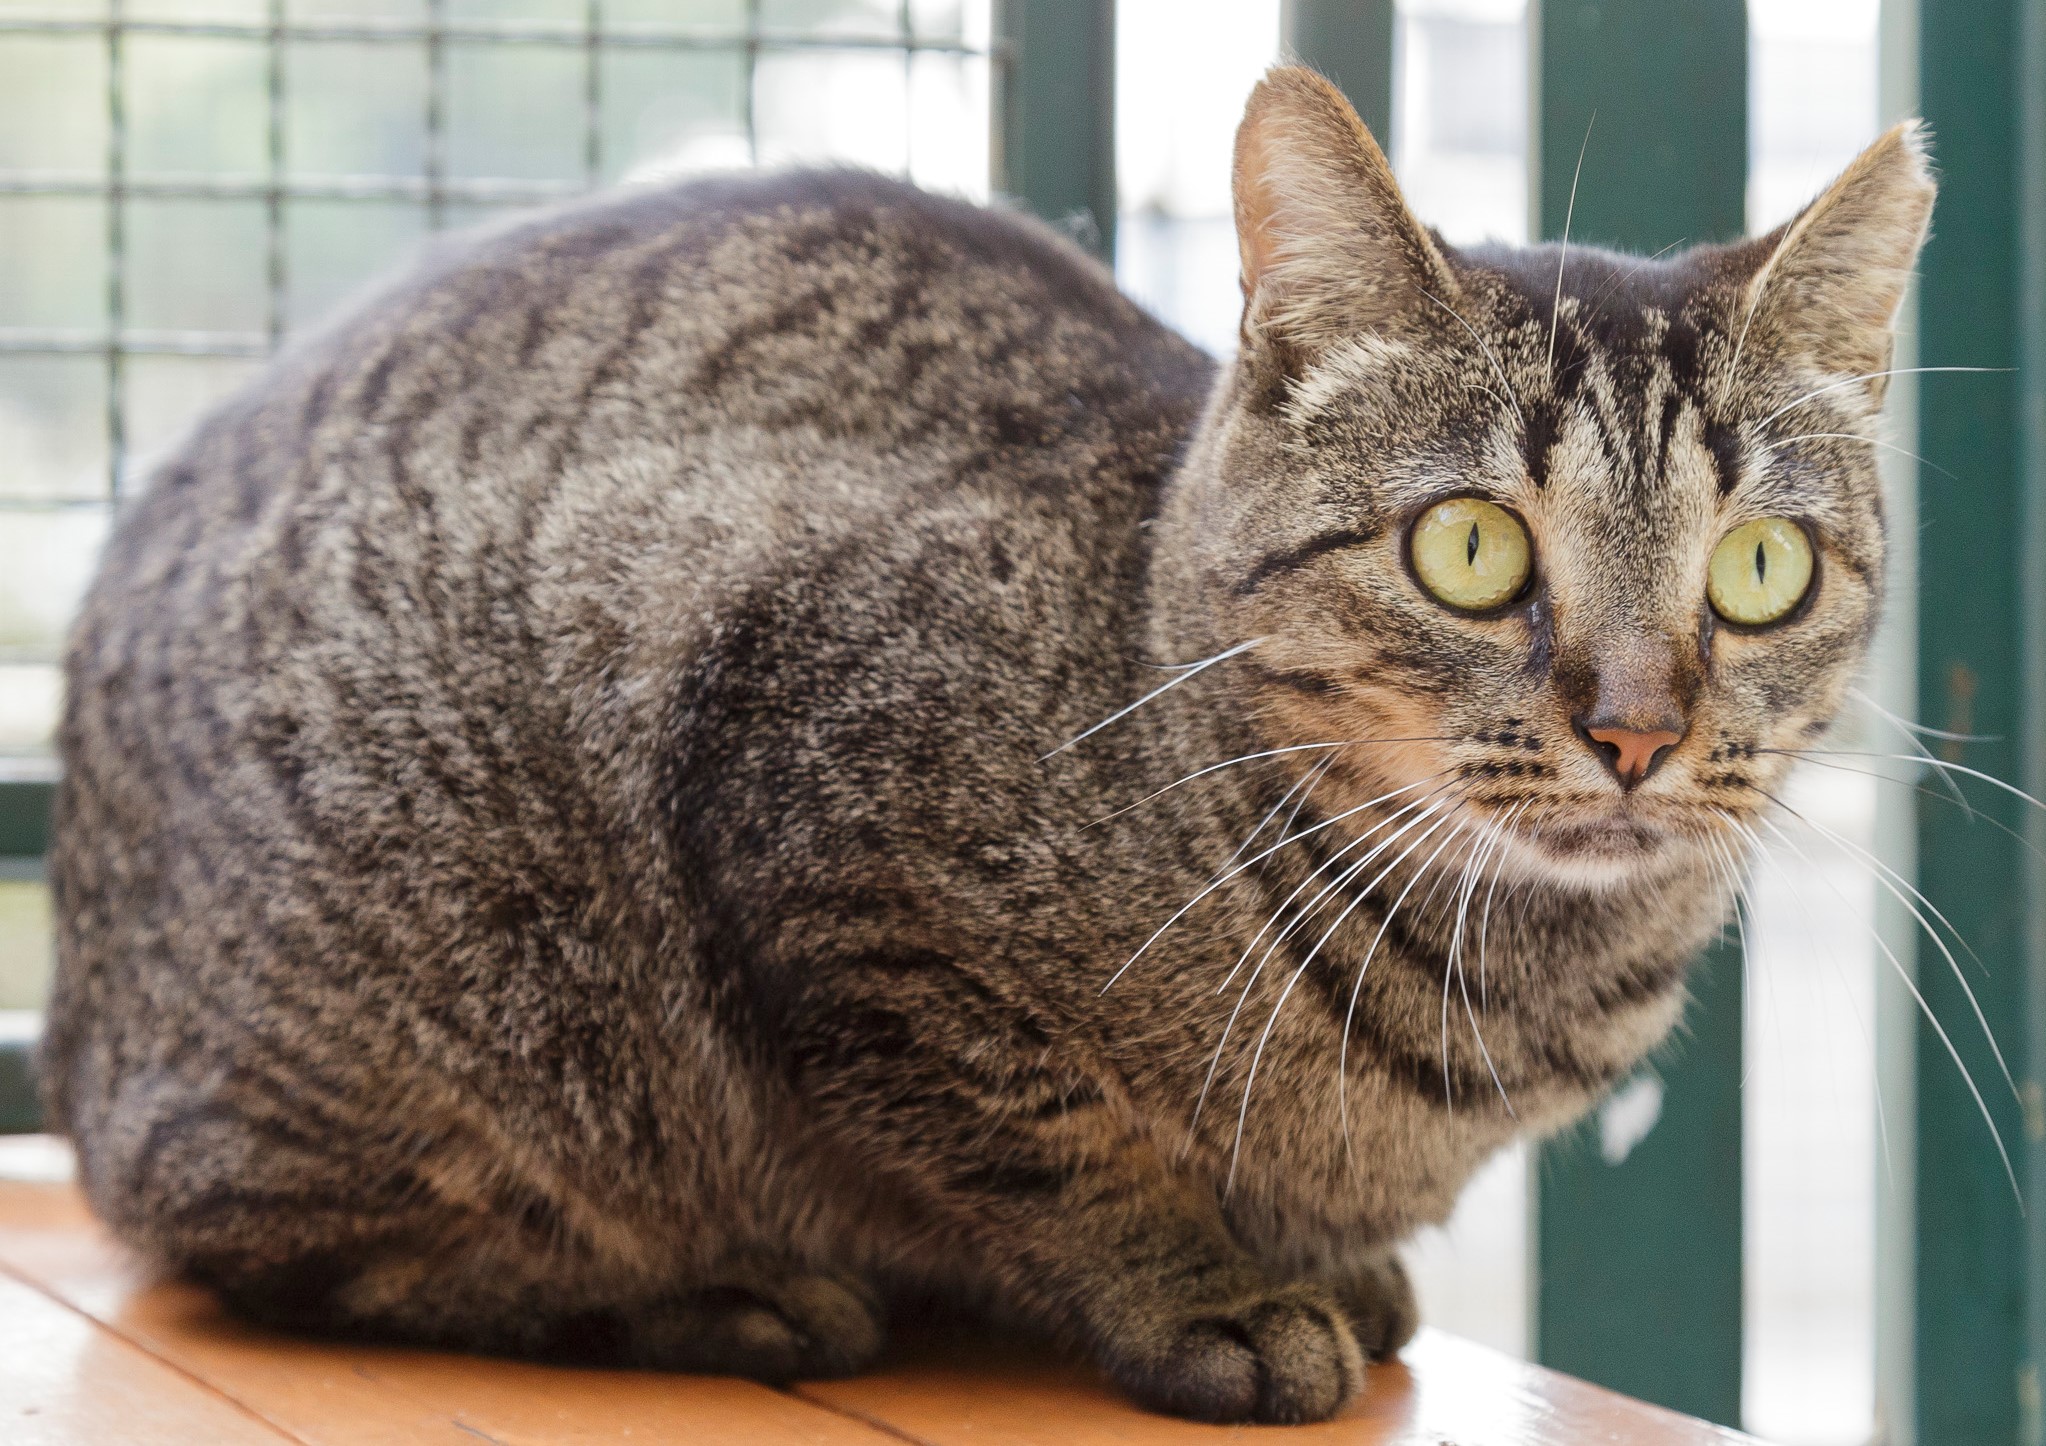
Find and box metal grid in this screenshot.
[0,1,994,509]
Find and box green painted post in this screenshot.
[991,0,1116,258]
[0,777,46,1132]
[1904,2,2045,1441]
[0,779,52,858]
[1529,0,1747,1427]
[1281,0,1394,146]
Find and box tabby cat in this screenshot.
[41,68,1932,1423]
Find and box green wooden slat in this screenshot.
[0,779,53,858]
[1908,2,2045,1440]
[0,1021,38,1134]
[991,0,1116,258]
[1530,0,1747,1428]
[1281,0,1393,146]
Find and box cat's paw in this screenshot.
[1332,1252,1419,1362]
[631,1270,885,1382]
[1107,1283,1364,1424]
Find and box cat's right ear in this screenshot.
[1232,66,1459,364]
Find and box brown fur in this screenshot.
[41,71,1932,1422]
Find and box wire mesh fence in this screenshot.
[0,0,994,755]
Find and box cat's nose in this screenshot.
[1576,720,1685,789]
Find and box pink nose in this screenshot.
[1583,725,1684,787]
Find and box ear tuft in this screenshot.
[1740,120,1936,397]
[1233,66,1459,357]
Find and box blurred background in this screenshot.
[0,1,1952,1442]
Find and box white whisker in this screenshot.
[1548,113,1593,378]
[1752,796,2016,1103]
[1189,795,1455,1148]
[1102,773,1445,995]
[1755,366,2006,431]
[1420,290,1524,427]
[1770,749,2046,817]
[1041,636,1265,760]
[1722,811,2021,1206]
[1334,815,1474,1182]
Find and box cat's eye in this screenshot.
[1408,498,1533,613]
[1707,517,1814,626]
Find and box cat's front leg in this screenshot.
[783,958,1364,1424]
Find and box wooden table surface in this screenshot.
[0,1137,1767,1445]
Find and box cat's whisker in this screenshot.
[1748,789,2017,1104]
[1748,776,1991,975]
[1215,781,1460,998]
[1217,752,1336,874]
[1040,636,1266,760]
[1765,748,2046,817]
[1770,752,2046,867]
[1474,799,1533,1013]
[1191,795,1457,1148]
[1450,807,1523,1117]
[1847,685,1979,817]
[1104,773,1449,995]
[1334,814,1476,1184]
[1278,751,1337,846]
[1547,113,1594,379]
[1847,686,1995,744]
[1722,810,2022,1207]
[1084,734,1452,831]
[1754,365,2007,431]
[1716,807,1895,1188]
[1699,824,1758,1088]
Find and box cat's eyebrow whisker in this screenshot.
[1419,290,1525,427]
[1083,735,1453,830]
[1722,809,2022,1208]
[1753,365,2008,431]
[1760,430,1957,481]
[1583,235,1685,316]
[1547,112,1593,379]
[1103,772,1448,995]
[1190,792,1458,1148]
[1041,636,1266,760]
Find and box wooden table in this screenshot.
[0,1137,1766,1444]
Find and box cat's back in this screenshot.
[46,169,1209,1142]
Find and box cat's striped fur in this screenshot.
[41,69,1931,1422]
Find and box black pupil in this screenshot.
[1467,522,1481,567]
[1754,539,1767,583]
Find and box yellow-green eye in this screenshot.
[1708,517,1814,626]
[1409,498,1533,612]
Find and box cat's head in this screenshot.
[1175,66,1933,886]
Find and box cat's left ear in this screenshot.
[1232,65,1461,362]
[1737,121,1935,401]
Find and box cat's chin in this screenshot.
[1493,810,1687,891]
